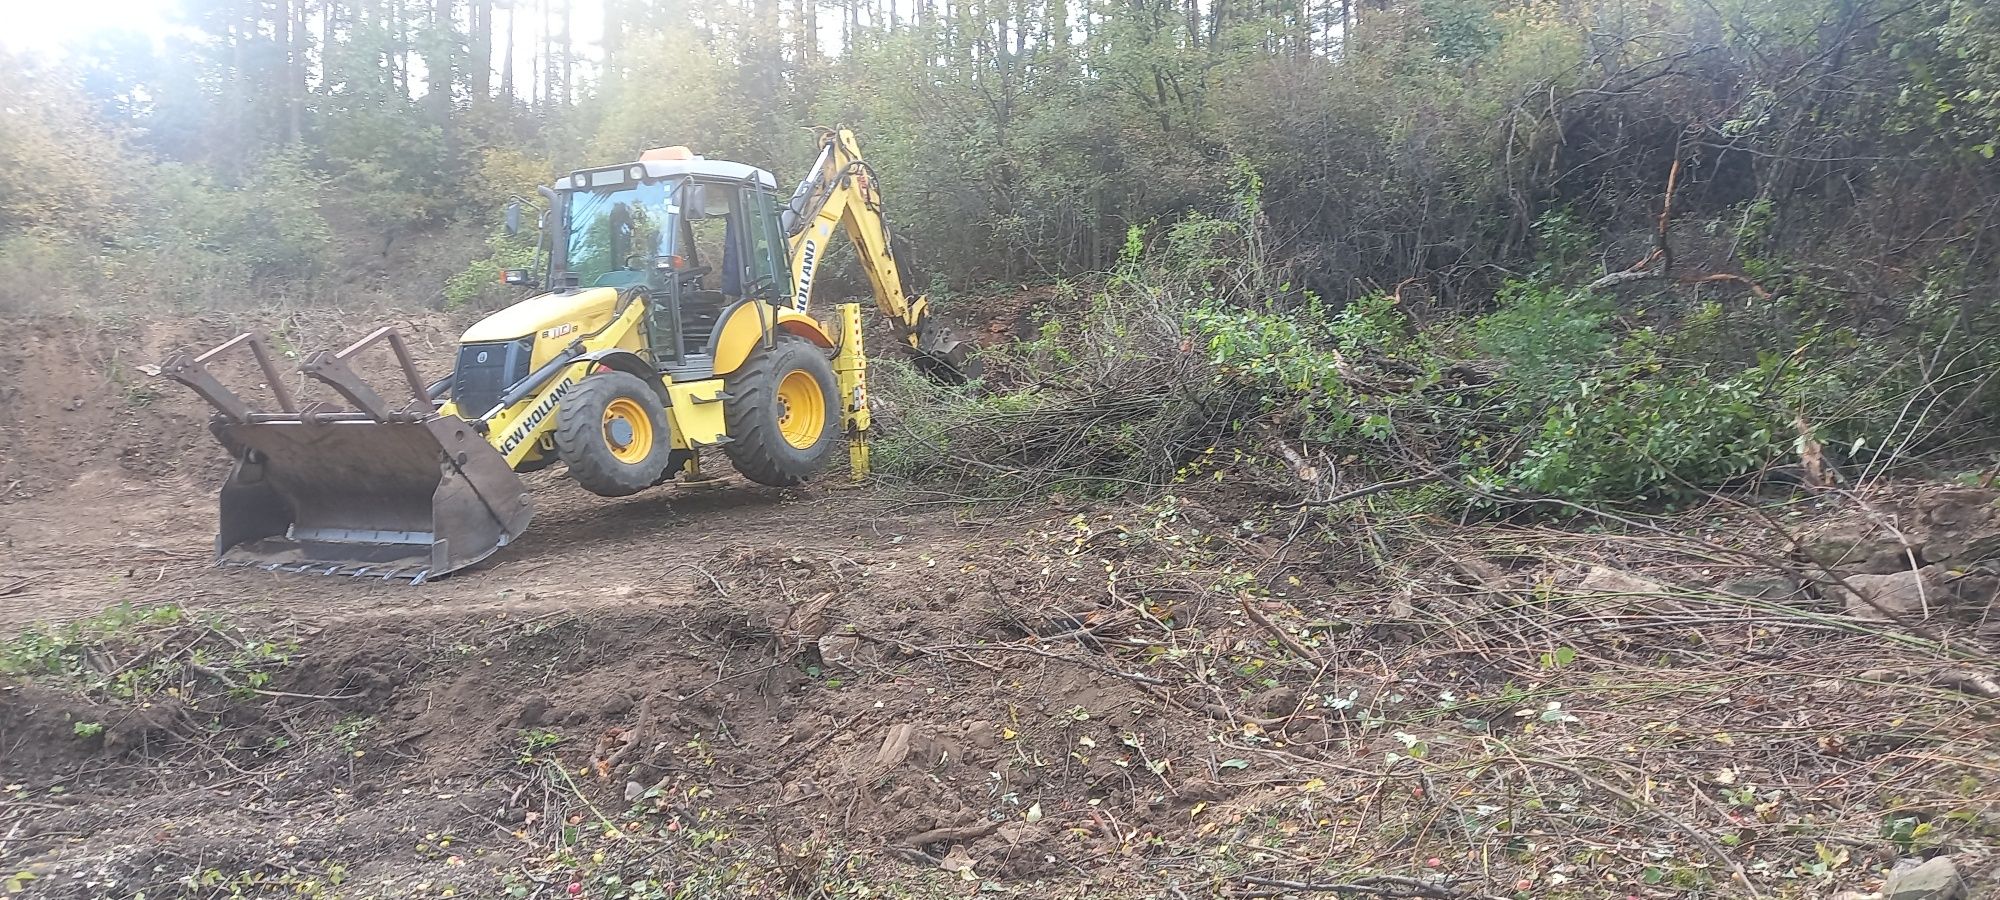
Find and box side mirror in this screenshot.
[500,268,540,288]
[504,200,523,236]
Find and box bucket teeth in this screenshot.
[224,557,436,582]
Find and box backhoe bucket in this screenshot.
[163,329,533,583]
[211,417,531,581]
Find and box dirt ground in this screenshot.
[4,312,1999,900]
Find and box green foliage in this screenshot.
[1191,299,1361,443]
[1474,281,1613,397]
[2,603,186,679]
[518,728,567,764]
[1,603,297,702]
[445,232,538,310]
[132,151,333,283]
[0,54,130,238]
[1506,363,1780,504]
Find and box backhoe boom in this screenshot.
[782,127,978,380]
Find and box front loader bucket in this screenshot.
[163,328,533,583]
[211,418,532,581]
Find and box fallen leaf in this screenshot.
[940,845,977,878]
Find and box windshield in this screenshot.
[565,179,680,289]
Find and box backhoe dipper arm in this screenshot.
[782,127,978,380]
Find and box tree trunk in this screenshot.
[322,0,338,97]
[426,0,453,127]
[541,0,556,110]
[559,0,572,108]
[230,13,247,176]
[470,0,492,104]
[500,0,515,104]
[602,0,620,83]
[285,0,304,142]
[802,0,818,62]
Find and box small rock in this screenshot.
[1883,857,1966,900]
[1917,489,2000,563]
[1577,566,1687,611]
[875,723,917,768]
[1943,571,2000,614]
[1806,524,1916,575]
[1252,686,1302,718]
[1715,573,1803,601]
[1838,568,1946,619]
[1578,566,1670,597]
[1002,758,1041,788]
[815,632,863,665]
[623,780,646,802]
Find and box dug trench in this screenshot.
[5,312,2000,898]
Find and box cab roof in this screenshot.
[554,156,778,191]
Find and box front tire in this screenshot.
[723,335,839,487]
[555,371,670,497]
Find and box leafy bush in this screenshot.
[1474,281,1613,398]
[445,232,538,310]
[1505,365,1781,503]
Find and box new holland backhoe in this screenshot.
[161,127,977,582]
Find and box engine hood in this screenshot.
[461,287,622,349]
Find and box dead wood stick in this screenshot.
[1278,474,1444,509]
[1931,670,2000,699]
[901,820,1001,849]
[593,695,652,778]
[1237,873,1505,900]
[1656,157,1682,274]
[186,662,362,701]
[1515,757,1762,900]
[1238,594,1319,663]
[715,713,867,789]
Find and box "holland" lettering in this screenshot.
[793,238,818,311]
[500,377,574,455]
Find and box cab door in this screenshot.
[739,185,795,309]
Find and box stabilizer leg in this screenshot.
[835,302,871,479]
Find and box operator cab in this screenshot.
[538,147,794,378]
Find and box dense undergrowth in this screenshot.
[874,189,2000,510]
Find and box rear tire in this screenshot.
[723,335,839,487]
[555,371,670,497]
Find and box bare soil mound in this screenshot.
[0,310,470,501]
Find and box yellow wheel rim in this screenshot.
[775,370,827,450]
[602,397,654,464]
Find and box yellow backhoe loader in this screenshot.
[161,127,977,582]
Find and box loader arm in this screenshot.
[782,127,978,380]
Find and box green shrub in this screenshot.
[445,232,538,310]
[1505,365,1782,503]
[1474,280,1613,397]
